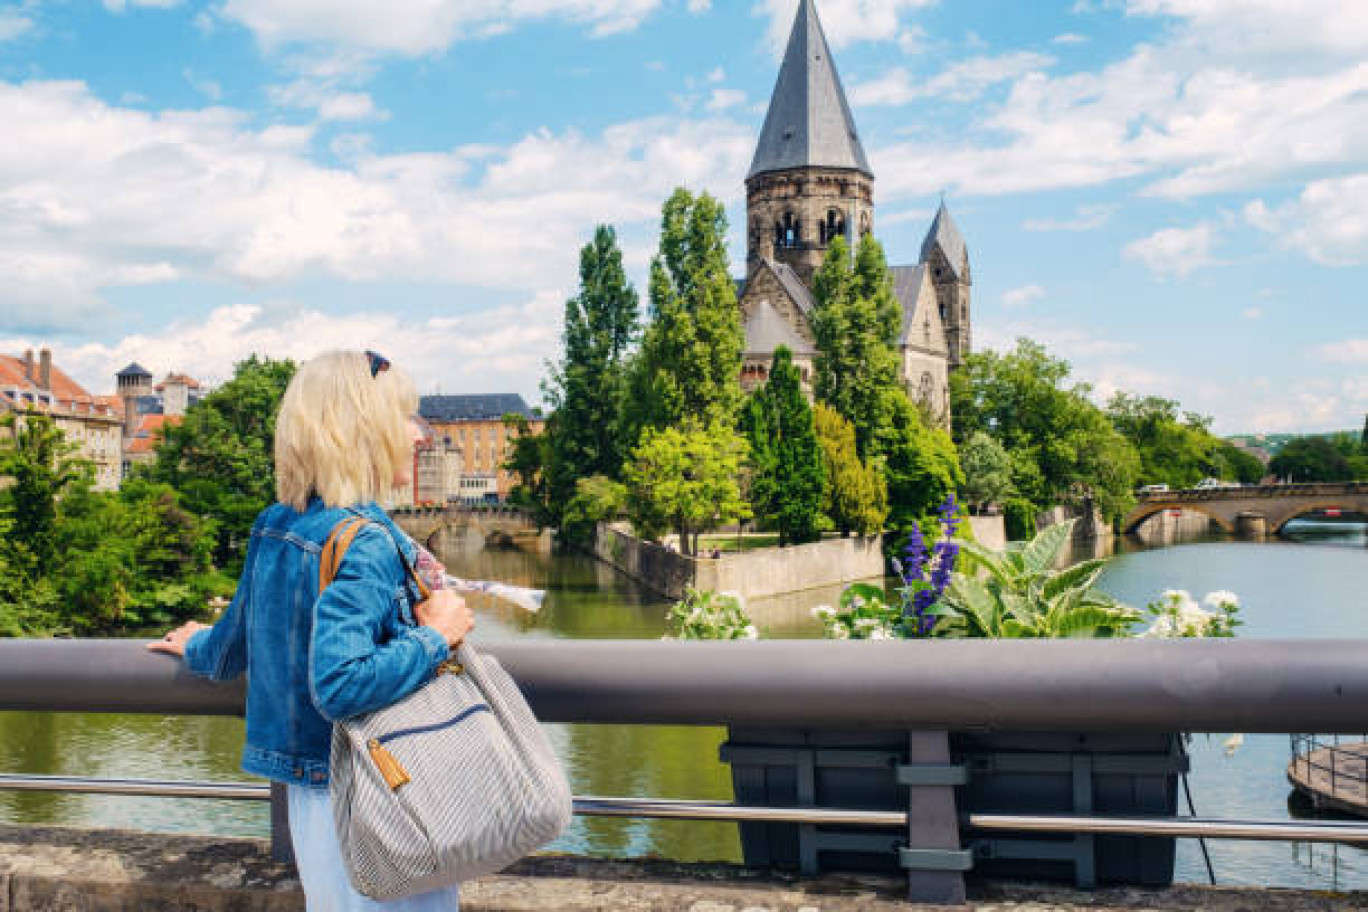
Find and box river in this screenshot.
[0,520,1364,890]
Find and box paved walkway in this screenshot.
[1,825,1366,911]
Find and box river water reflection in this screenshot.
[0,520,1364,888]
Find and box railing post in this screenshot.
[270,781,295,867]
[898,730,969,904]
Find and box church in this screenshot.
[736,0,971,425]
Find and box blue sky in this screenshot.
[0,0,1363,434]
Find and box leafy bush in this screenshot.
[664,589,756,640]
[1002,497,1038,541]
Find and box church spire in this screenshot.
[748,0,872,180]
[920,200,968,281]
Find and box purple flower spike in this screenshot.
[903,523,927,582]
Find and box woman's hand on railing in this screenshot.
[147,621,209,657]
[415,590,475,648]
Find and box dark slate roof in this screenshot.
[745,298,816,357]
[419,394,535,423]
[117,362,153,379]
[919,202,969,280]
[748,0,872,180]
[892,264,927,342]
[770,259,816,315]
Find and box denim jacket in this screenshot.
[183,498,450,788]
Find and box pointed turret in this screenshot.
[920,201,968,281]
[919,201,971,370]
[749,0,871,179]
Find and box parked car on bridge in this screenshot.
[1139,483,1170,493]
[1196,478,1241,490]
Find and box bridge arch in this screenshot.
[1271,500,1368,534]
[1122,502,1234,536]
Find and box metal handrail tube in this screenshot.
[7,773,1368,846]
[968,814,1368,844]
[0,774,270,800]
[1,639,1365,733]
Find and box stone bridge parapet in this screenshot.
[1124,482,1368,535]
[389,505,547,551]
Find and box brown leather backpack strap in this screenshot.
[319,516,370,596]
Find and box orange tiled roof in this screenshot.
[155,371,201,391]
[126,413,182,455]
[0,353,93,400]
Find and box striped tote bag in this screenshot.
[322,518,572,900]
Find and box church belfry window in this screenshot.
[775,211,800,249]
[819,208,845,245]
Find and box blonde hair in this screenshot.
[274,350,418,510]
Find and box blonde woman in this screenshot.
[151,350,474,910]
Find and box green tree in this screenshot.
[624,420,751,556]
[142,355,295,572]
[561,474,628,543]
[813,403,887,537]
[1269,434,1360,482]
[625,189,744,440]
[544,226,640,525]
[0,412,91,572]
[740,348,823,546]
[503,412,555,527]
[810,234,903,460]
[1214,441,1265,485]
[1106,392,1225,488]
[950,339,1140,522]
[959,430,1014,514]
[880,394,965,533]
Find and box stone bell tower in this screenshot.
[745,0,874,285]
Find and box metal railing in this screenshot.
[1289,733,1368,813]
[2,638,1368,900]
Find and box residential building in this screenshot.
[0,348,123,491]
[418,394,543,501]
[113,365,207,476]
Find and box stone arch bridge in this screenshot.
[390,505,549,552]
[1123,482,1368,536]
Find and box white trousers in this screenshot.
[288,785,462,911]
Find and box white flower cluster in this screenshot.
[1142,589,1241,639]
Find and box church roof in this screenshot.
[745,298,816,357]
[770,259,816,315]
[748,0,872,180]
[891,264,947,354]
[919,202,969,279]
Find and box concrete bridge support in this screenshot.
[1235,511,1268,540]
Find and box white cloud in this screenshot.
[0,8,33,41]
[866,2,1368,205]
[1052,32,1088,45]
[1022,203,1114,232]
[852,52,1052,106]
[705,88,746,112]
[706,66,725,83]
[30,294,564,404]
[220,0,665,54]
[1001,284,1045,308]
[0,79,753,332]
[756,0,936,51]
[183,68,223,101]
[1240,306,1262,320]
[1315,339,1368,364]
[271,77,387,122]
[687,0,711,11]
[1123,223,1218,278]
[1244,174,1368,266]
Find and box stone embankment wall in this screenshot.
[2,825,1362,912]
[967,515,1006,551]
[592,523,883,601]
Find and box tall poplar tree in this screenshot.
[810,234,903,460]
[813,403,887,537]
[625,188,744,442]
[742,347,823,546]
[544,225,639,525]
